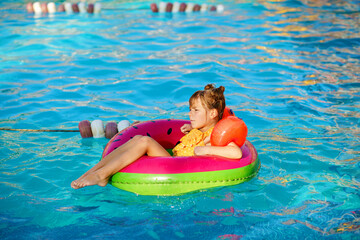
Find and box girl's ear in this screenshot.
[210,109,219,119]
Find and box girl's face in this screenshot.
[189,98,217,132]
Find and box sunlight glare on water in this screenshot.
[0,0,359,239]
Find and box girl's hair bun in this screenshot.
[218,86,225,94]
[204,84,225,94]
[204,84,215,90]
[190,83,226,119]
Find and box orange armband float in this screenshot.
[211,109,248,147]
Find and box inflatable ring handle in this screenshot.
[222,107,235,119]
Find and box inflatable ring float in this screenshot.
[102,119,260,195]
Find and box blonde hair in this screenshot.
[189,84,226,119]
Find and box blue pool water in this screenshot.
[1,0,359,239]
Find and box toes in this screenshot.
[71,181,81,189]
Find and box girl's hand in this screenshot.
[194,146,209,156]
[180,124,192,134]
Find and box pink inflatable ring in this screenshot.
[102,119,260,195]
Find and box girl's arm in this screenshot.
[194,141,243,159]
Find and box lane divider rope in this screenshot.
[0,128,79,132]
[25,1,225,15]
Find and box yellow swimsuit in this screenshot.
[172,127,214,157]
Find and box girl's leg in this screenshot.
[71,136,170,189]
[73,135,143,181]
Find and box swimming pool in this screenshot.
[1,0,359,239]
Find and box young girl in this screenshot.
[71,84,242,189]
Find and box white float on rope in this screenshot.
[200,3,208,12]
[78,2,87,13]
[91,119,105,138]
[94,2,102,13]
[33,2,42,14]
[172,2,180,13]
[64,2,73,14]
[47,2,56,14]
[217,4,224,12]
[185,3,194,13]
[159,2,166,13]
[117,120,131,132]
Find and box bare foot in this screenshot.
[71,172,109,189]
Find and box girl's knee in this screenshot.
[138,135,153,145]
[132,135,143,141]
[132,135,152,145]
[132,135,167,156]
[128,135,144,145]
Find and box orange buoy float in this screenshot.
[72,3,80,13]
[78,120,93,138]
[26,2,34,13]
[87,3,94,13]
[193,4,201,12]
[166,2,173,12]
[150,3,158,12]
[58,4,65,12]
[105,122,118,139]
[41,3,48,13]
